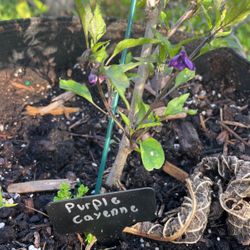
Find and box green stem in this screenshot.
[92,102,108,116]
[96,82,126,134]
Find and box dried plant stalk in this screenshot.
[124,171,212,244]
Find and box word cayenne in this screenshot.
[65,196,139,224]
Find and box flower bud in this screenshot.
[88,73,98,85]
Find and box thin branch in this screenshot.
[167,1,198,39]
[96,83,126,134]
[91,102,108,116]
[218,121,250,146]
[23,205,49,217]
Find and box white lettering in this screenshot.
[119,207,128,214]
[65,203,75,213]
[85,203,91,210]
[111,197,120,205]
[93,212,101,220]
[84,215,94,221]
[103,210,111,217]
[102,198,108,206]
[130,205,138,213]
[77,204,85,211]
[110,208,119,216]
[73,215,83,224]
[92,199,102,211]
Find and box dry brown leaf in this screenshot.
[199,156,250,245]
[124,171,212,244]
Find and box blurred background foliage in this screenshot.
[0,0,249,59]
[0,0,47,19]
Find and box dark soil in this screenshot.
[0,18,250,250]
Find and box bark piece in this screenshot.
[173,121,203,157]
[7,179,76,194]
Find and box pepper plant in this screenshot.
[60,0,250,187]
[0,186,17,208]
[53,183,95,245]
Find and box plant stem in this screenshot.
[105,136,132,187]
[167,1,198,39]
[106,0,162,187]
[96,82,126,134]
[91,102,108,116]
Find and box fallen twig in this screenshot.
[218,121,250,146]
[223,120,250,129]
[162,161,189,182]
[23,204,49,218]
[8,179,76,194]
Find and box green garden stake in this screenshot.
[24,80,31,86]
[95,0,137,194]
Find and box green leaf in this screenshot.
[158,44,168,63]
[211,35,241,50]
[140,137,165,171]
[119,62,142,72]
[0,187,17,208]
[0,187,3,207]
[175,69,196,87]
[90,41,110,63]
[160,10,169,28]
[222,0,250,28]
[201,4,213,29]
[91,41,110,53]
[54,183,72,201]
[137,121,162,130]
[60,79,93,103]
[125,52,133,64]
[134,97,160,130]
[74,0,93,48]
[89,4,106,45]
[165,93,190,116]
[134,97,154,125]
[118,111,130,127]
[3,203,17,208]
[187,109,197,115]
[90,46,108,63]
[104,65,130,109]
[214,0,223,29]
[85,233,95,245]
[33,0,48,13]
[153,30,178,58]
[127,73,140,80]
[76,184,89,198]
[108,38,159,63]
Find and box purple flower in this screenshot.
[168,50,195,71]
[88,73,98,85]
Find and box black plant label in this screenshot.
[47,188,156,239]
